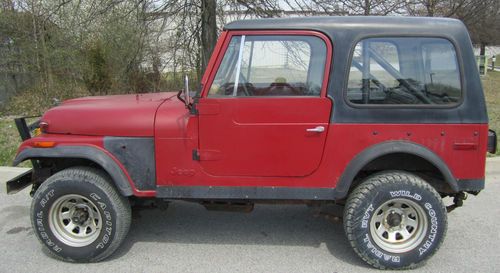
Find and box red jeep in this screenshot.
[6,16,497,269]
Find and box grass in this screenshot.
[0,116,35,167]
[0,84,89,167]
[482,70,500,155]
[0,71,498,166]
[0,117,21,166]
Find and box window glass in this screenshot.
[346,37,461,105]
[209,35,327,97]
[422,42,461,101]
[209,36,241,96]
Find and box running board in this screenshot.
[156,186,337,200]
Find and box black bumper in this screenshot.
[14,117,40,141]
[5,169,33,195]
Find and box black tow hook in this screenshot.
[446,192,468,213]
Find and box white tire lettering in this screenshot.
[36,208,63,252]
[363,234,400,263]
[389,190,422,201]
[361,204,374,228]
[95,202,113,249]
[39,189,55,208]
[98,201,107,210]
[418,202,438,256]
[90,193,101,201]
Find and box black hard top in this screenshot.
[224,16,487,124]
[225,16,466,35]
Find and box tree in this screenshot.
[405,0,500,53]
[201,0,217,75]
[83,41,111,95]
[335,0,406,15]
[3,0,500,115]
[458,0,500,54]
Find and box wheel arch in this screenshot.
[13,146,134,196]
[333,141,458,199]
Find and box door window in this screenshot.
[209,35,327,97]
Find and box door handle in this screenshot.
[306,126,325,133]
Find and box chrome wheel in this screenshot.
[369,198,428,253]
[49,194,102,247]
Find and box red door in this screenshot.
[198,97,331,177]
[197,31,333,177]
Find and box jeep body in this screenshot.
[6,16,497,269]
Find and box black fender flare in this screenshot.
[333,141,458,199]
[13,146,134,196]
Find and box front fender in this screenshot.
[13,146,134,196]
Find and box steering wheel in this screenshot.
[240,82,254,96]
[220,82,254,96]
[268,82,300,96]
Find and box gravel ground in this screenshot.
[0,159,499,273]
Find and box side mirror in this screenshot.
[184,75,191,106]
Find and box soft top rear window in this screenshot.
[346,37,462,106]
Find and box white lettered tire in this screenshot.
[343,171,447,269]
[31,167,131,262]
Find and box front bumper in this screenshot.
[7,116,43,195]
[5,169,33,195]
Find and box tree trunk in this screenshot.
[364,0,371,15]
[426,0,435,17]
[39,25,54,92]
[480,43,486,56]
[31,3,41,74]
[478,42,487,75]
[200,0,217,77]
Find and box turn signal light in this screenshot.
[33,141,56,148]
[33,128,42,137]
[39,121,49,133]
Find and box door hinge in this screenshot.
[192,149,223,161]
[189,99,199,115]
[192,149,200,161]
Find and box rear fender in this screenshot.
[333,141,459,199]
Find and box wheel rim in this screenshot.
[369,198,428,253]
[49,194,102,247]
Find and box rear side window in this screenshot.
[209,35,327,97]
[347,37,461,105]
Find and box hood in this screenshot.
[41,92,178,137]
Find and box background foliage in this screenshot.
[0,0,499,165]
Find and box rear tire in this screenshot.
[31,167,131,262]
[343,171,447,269]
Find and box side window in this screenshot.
[209,35,327,97]
[346,37,461,105]
[422,42,461,101]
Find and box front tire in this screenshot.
[31,167,131,262]
[343,171,447,269]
